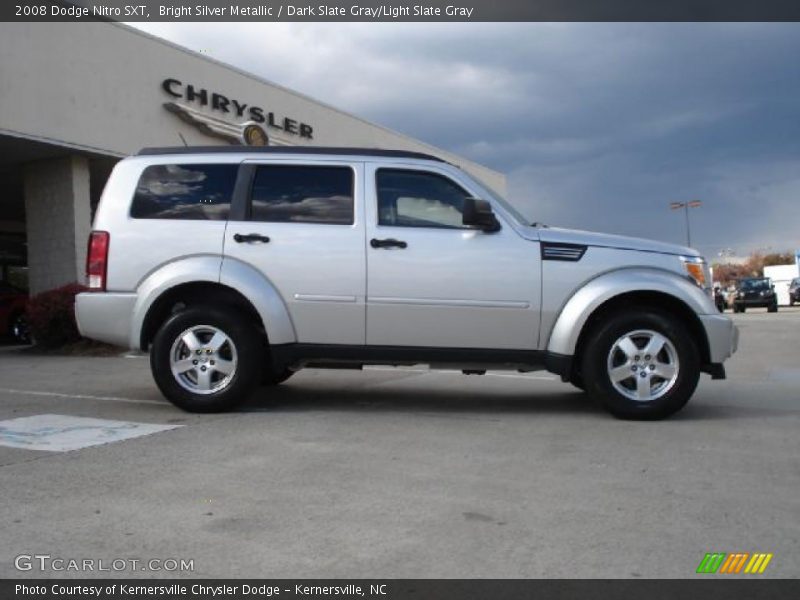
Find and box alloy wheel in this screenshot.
[169,325,238,395]
[606,329,680,402]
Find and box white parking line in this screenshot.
[1,388,165,406]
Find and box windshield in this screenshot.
[740,279,770,290]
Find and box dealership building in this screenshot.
[0,22,504,294]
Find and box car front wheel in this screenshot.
[581,309,700,420]
[151,306,263,413]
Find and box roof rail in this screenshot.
[136,146,446,162]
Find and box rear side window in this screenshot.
[249,165,354,225]
[130,164,237,220]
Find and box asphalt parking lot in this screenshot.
[0,308,798,579]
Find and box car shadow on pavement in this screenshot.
[235,382,763,422]
[669,401,776,422]
[239,385,605,417]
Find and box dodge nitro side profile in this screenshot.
[76,147,738,419]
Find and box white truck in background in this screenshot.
[764,263,800,306]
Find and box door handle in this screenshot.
[233,233,270,244]
[370,238,407,249]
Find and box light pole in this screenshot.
[669,200,702,247]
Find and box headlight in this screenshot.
[681,255,711,295]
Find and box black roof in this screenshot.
[137,146,445,162]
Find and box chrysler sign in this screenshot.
[161,78,314,140]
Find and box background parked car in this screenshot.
[723,286,738,310]
[0,281,30,343]
[713,286,726,312]
[732,277,778,313]
[789,277,800,306]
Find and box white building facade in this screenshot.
[0,22,504,293]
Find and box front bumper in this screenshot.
[699,313,739,363]
[736,295,776,307]
[75,292,137,348]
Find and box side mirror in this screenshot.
[462,198,501,233]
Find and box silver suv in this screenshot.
[76,147,738,419]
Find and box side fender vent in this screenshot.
[541,242,587,262]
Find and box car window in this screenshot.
[741,279,769,290]
[376,169,471,229]
[130,164,237,220]
[249,165,354,225]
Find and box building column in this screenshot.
[23,156,91,294]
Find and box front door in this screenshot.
[365,163,540,349]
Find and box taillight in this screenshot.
[86,231,110,291]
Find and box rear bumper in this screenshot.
[699,313,738,364]
[75,292,137,348]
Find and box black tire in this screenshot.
[150,305,263,413]
[768,302,778,313]
[568,371,585,391]
[581,308,700,420]
[262,368,295,386]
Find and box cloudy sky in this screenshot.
[132,22,800,260]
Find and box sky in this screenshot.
[131,22,800,261]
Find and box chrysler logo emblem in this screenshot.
[163,101,269,146]
[242,123,269,147]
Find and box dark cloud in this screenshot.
[132,23,800,259]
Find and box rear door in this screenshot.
[222,159,366,345]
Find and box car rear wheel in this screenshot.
[151,306,263,413]
[581,309,700,420]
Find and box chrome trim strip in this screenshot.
[369,296,530,309]
[294,294,358,303]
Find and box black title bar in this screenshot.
[3,0,800,22]
[3,579,800,600]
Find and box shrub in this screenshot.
[26,283,87,348]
